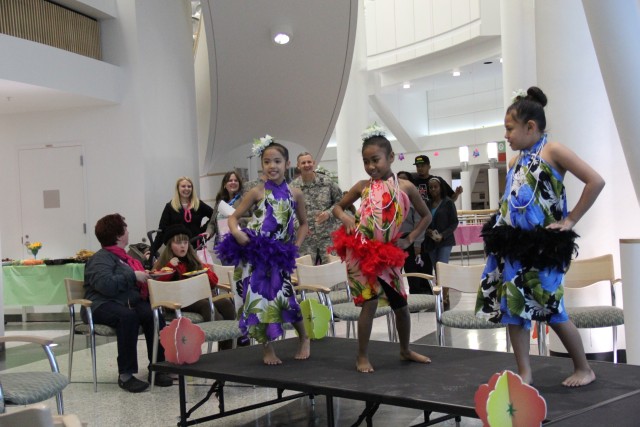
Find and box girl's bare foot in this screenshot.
[295,337,311,360]
[400,350,431,364]
[562,368,595,387]
[263,344,282,365]
[356,355,374,373]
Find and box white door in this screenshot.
[19,146,87,259]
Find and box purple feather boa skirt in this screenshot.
[214,229,298,274]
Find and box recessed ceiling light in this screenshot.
[452,70,461,77]
[273,32,290,45]
[484,61,493,65]
[402,81,411,89]
[272,25,292,45]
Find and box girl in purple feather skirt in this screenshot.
[215,136,310,365]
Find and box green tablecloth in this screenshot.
[2,264,85,306]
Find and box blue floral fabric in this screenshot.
[232,180,302,343]
[475,135,570,329]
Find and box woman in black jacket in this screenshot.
[150,176,214,257]
[424,176,458,308]
[424,176,458,265]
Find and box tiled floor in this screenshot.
[1,256,541,426]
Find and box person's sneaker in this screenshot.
[148,372,173,387]
[118,376,149,393]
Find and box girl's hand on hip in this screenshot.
[396,238,411,250]
[546,218,575,231]
[341,216,356,234]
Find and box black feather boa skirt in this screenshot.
[481,214,579,271]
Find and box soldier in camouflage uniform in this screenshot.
[290,152,342,264]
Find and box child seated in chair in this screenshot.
[153,224,236,350]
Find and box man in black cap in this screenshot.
[413,154,462,205]
[413,155,462,279]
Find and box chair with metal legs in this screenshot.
[295,261,394,341]
[434,262,511,352]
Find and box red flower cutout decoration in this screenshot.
[474,370,547,427]
[160,317,205,365]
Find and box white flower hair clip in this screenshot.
[511,89,527,104]
[361,122,386,142]
[252,134,274,157]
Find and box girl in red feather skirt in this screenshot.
[331,125,433,373]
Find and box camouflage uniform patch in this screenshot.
[290,172,343,264]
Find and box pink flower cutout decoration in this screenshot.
[474,370,547,427]
[160,317,205,365]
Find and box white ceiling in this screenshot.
[0,1,504,159]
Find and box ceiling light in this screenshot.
[402,81,411,89]
[272,25,292,45]
[273,33,290,45]
[452,70,461,77]
[500,57,503,63]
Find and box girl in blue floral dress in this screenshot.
[216,136,310,365]
[476,87,604,387]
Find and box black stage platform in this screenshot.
[152,337,640,426]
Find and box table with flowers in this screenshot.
[2,263,85,319]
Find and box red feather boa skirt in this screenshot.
[329,226,407,284]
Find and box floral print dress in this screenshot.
[475,135,574,329]
[215,180,302,343]
[331,175,409,307]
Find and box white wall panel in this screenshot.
[470,0,481,21]
[452,27,472,46]
[375,0,397,53]
[451,0,471,28]
[395,1,415,47]
[472,90,500,110]
[474,108,503,127]
[432,0,453,35]
[364,0,378,54]
[414,0,433,40]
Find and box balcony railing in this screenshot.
[0,0,101,60]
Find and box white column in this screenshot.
[460,170,472,211]
[583,0,640,367]
[116,0,199,230]
[582,0,640,201]
[621,239,640,365]
[536,0,627,356]
[487,166,499,210]
[535,0,620,258]
[336,0,369,191]
[0,230,4,344]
